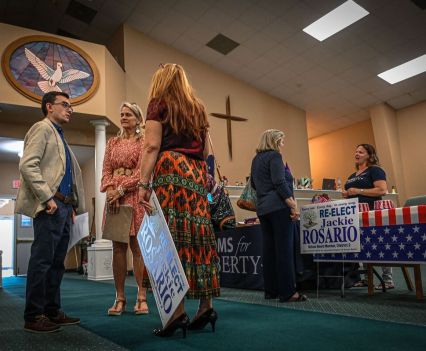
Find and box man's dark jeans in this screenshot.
[24,200,72,321]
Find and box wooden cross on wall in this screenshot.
[210,96,247,159]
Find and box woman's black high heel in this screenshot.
[188,308,218,332]
[153,313,190,338]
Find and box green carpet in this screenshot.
[2,276,426,351]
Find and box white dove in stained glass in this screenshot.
[24,47,90,93]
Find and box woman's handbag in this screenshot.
[102,205,133,243]
[237,178,257,212]
[207,174,236,231]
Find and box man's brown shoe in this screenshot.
[24,315,61,333]
[48,311,80,325]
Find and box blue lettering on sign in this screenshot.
[303,226,358,244]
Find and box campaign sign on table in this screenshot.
[137,192,189,327]
[300,198,360,254]
[215,225,264,290]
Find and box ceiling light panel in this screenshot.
[378,54,426,84]
[303,0,369,41]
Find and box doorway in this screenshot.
[0,198,15,278]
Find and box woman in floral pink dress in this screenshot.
[101,102,149,316]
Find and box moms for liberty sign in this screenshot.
[300,199,360,254]
[216,225,264,290]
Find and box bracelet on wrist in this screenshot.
[137,180,152,190]
[117,186,125,197]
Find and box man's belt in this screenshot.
[54,192,75,205]
[113,168,134,176]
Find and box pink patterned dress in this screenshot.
[101,136,145,236]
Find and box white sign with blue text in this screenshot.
[137,192,189,327]
[300,198,360,254]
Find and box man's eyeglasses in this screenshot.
[52,101,73,112]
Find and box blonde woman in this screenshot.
[138,64,219,338]
[250,129,307,302]
[101,102,149,316]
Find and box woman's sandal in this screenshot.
[108,298,126,316]
[353,279,368,287]
[134,298,149,315]
[375,282,395,290]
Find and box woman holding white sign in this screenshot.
[138,64,220,338]
[251,129,307,303]
[342,143,394,290]
[101,102,149,316]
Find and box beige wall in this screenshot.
[369,103,405,203]
[397,100,426,200]
[123,26,311,183]
[308,119,375,189]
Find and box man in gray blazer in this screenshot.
[16,92,85,333]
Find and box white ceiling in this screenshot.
[1,0,425,138]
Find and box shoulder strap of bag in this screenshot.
[207,131,223,182]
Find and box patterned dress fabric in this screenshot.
[101,136,145,236]
[153,151,220,299]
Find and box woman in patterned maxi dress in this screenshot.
[139,64,219,338]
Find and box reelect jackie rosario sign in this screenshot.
[137,192,189,327]
[300,198,360,254]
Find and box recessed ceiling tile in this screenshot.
[173,0,210,20]
[150,12,194,45]
[283,31,318,55]
[59,14,89,37]
[238,5,279,31]
[226,45,259,65]
[371,85,403,102]
[298,67,334,85]
[126,12,158,33]
[263,44,297,65]
[284,56,316,75]
[354,76,389,94]
[409,87,426,102]
[234,66,264,83]
[280,1,317,28]
[261,17,298,42]
[265,64,298,82]
[337,67,373,85]
[184,25,217,45]
[222,20,256,43]
[387,94,417,110]
[242,32,279,55]
[245,55,276,75]
[214,0,254,19]
[196,7,235,32]
[134,0,174,19]
[339,43,381,66]
[101,0,133,23]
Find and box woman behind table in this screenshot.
[342,143,394,289]
[138,63,219,338]
[250,129,307,303]
[101,102,149,315]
